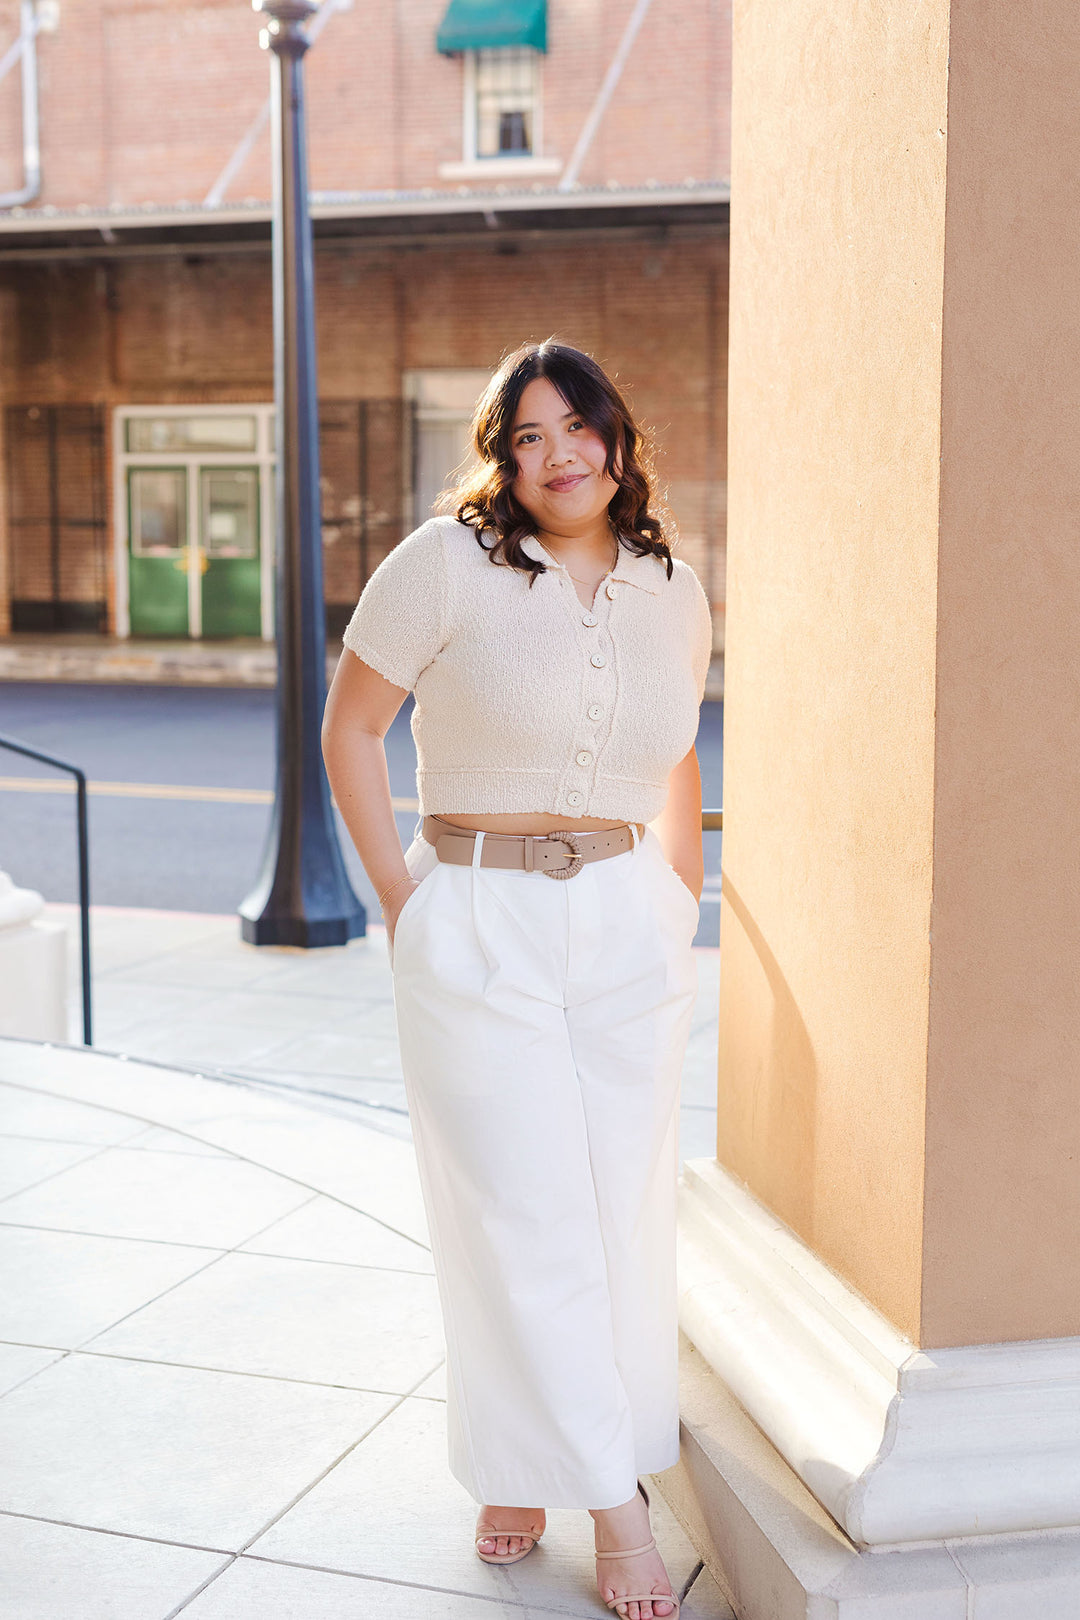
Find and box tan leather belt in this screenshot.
[421,814,640,880]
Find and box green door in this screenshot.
[200,467,262,638]
[127,468,189,637]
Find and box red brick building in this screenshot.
[0,0,730,648]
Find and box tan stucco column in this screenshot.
[671,4,1080,1615]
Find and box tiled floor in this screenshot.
[0,909,732,1619]
[43,901,722,1161]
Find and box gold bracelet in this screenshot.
[377,874,414,910]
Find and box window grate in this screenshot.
[6,404,108,633]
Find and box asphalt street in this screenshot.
[0,682,723,942]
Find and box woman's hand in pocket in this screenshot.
[384,878,421,946]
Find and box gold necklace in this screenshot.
[539,534,618,585]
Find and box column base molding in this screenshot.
[664,1333,1080,1620]
[677,1157,1080,1546]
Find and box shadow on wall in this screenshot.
[717,874,817,1234]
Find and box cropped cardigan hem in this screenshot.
[417,770,671,823]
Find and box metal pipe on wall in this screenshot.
[203,0,346,209]
[0,0,45,211]
[557,0,655,193]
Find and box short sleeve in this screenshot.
[680,563,713,702]
[341,518,450,692]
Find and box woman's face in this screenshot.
[509,376,620,537]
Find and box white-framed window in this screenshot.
[471,47,538,159]
[404,370,489,528]
[439,47,561,180]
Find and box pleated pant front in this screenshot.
[388,824,699,1510]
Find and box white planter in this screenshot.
[0,874,68,1043]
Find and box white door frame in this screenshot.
[113,403,276,640]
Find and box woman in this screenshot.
[322,340,711,1620]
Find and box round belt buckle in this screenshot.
[540,831,585,879]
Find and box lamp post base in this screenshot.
[239,907,365,949]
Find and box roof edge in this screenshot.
[0,180,731,237]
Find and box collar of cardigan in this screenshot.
[520,534,665,594]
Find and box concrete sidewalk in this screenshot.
[41,904,724,1162]
[0,911,733,1619]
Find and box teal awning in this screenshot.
[436,0,547,54]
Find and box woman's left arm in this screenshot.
[650,745,704,901]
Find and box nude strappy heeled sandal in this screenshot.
[594,1481,681,1617]
[474,1513,544,1566]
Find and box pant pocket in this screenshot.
[387,837,440,968]
[668,866,700,930]
[646,837,700,934]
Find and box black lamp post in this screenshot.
[239,0,365,947]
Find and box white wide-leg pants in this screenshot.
[389,824,699,1510]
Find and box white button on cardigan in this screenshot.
[341,517,712,822]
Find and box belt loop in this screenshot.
[629,822,640,849]
[524,834,534,873]
[414,814,424,841]
[471,829,487,869]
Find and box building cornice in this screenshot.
[0,178,729,238]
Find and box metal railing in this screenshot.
[0,732,91,1045]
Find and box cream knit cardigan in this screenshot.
[342,516,712,822]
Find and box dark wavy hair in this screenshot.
[441,339,673,585]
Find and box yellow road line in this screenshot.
[0,778,271,805]
[0,776,419,812]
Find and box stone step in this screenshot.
[0,635,725,695]
[0,635,342,689]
